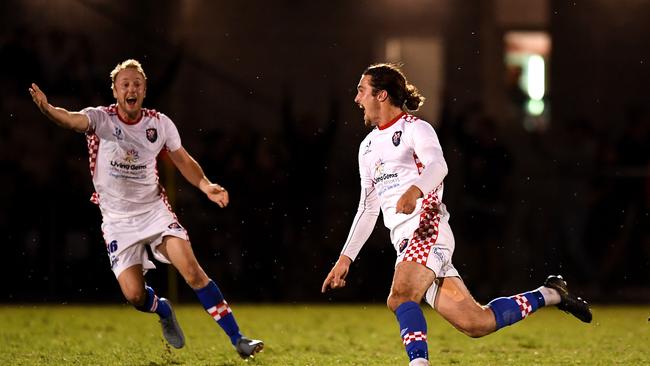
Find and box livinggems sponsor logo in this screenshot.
[110,160,147,170]
[374,172,398,183]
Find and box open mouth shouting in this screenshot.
[126,96,138,106]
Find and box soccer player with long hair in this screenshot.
[322,63,591,366]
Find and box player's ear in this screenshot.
[112,84,117,99]
[377,89,388,102]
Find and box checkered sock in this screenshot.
[395,301,428,362]
[488,290,545,330]
[195,280,242,345]
[134,285,172,319]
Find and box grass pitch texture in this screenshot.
[0,304,647,365]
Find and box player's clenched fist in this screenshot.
[395,185,423,215]
[321,255,352,293]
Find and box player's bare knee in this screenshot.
[387,289,419,312]
[124,289,146,307]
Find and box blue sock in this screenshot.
[195,280,242,345]
[488,290,545,330]
[395,301,428,362]
[134,286,172,319]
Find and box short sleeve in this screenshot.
[81,107,111,138]
[160,113,182,152]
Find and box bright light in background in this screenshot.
[526,54,545,115]
[527,99,545,115]
[526,55,545,100]
[504,31,551,123]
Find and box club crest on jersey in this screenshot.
[399,239,409,253]
[392,131,402,146]
[146,128,158,143]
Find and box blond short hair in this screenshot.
[110,59,147,89]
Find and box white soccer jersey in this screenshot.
[81,105,182,216]
[341,112,449,260]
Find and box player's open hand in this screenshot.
[321,255,352,293]
[396,185,423,214]
[203,183,229,208]
[28,83,50,114]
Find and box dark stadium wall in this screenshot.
[1,0,648,303]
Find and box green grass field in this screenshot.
[0,304,648,365]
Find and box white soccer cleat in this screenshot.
[409,358,430,366]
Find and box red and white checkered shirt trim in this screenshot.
[513,294,533,318]
[86,133,99,177]
[402,331,427,346]
[413,152,424,175]
[90,192,100,205]
[402,189,442,264]
[86,133,100,205]
[159,186,180,220]
[160,188,174,213]
[403,113,420,124]
[207,301,232,321]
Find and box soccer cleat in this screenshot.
[544,275,592,323]
[159,298,185,349]
[409,358,430,366]
[235,336,264,359]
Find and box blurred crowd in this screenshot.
[1,27,648,304]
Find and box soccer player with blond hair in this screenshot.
[29,59,263,359]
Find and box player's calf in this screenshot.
[451,307,497,338]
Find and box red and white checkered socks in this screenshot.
[487,290,545,330]
[195,280,242,345]
[395,301,428,362]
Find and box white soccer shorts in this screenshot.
[394,214,460,309]
[100,199,190,278]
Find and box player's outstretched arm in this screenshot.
[28,83,89,133]
[167,147,229,208]
[321,255,352,293]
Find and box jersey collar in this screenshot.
[116,108,143,125]
[378,112,405,130]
